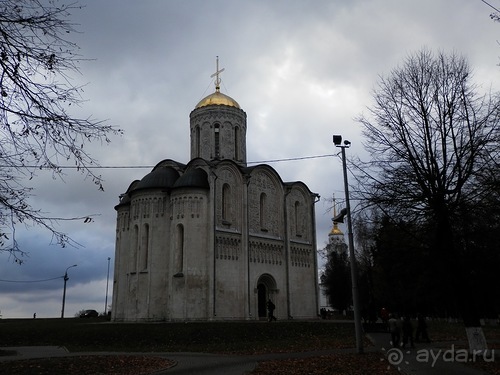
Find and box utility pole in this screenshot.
[61,264,77,318]
[333,134,363,354]
[105,257,111,315]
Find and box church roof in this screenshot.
[114,180,140,208]
[135,166,180,191]
[173,168,209,189]
[195,90,240,109]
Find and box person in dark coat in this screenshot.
[267,299,277,321]
[380,307,389,331]
[388,314,401,347]
[415,313,430,343]
[402,315,414,348]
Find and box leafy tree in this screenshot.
[354,49,500,323]
[0,0,120,260]
[352,215,377,317]
[353,212,432,316]
[322,244,352,313]
[456,185,500,319]
[373,217,430,313]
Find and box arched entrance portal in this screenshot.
[256,274,277,319]
[257,284,267,318]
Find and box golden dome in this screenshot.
[195,89,240,109]
[329,222,344,236]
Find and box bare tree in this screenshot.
[357,50,499,220]
[482,0,500,22]
[354,49,500,324]
[0,0,121,261]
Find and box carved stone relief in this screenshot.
[215,235,241,261]
[249,240,284,266]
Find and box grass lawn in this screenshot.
[1,318,499,374]
[0,318,361,353]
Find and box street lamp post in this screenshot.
[61,264,77,318]
[105,257,111,315]
[333,134,364,354]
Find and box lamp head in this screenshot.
[333,135,342,146]
[332,207,348,223]
[65,264,77,272]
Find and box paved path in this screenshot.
[368,331,493,375]
[0,346,365,375]
[1,332,497,374]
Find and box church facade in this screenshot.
[111,70,320,321]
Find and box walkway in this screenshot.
[0,346,365,375]
[368,331,494,375]
[1,330,497,374]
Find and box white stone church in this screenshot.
[111,65,320,321]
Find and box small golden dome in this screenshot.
[329,222,343,236]
[195,90,240,109]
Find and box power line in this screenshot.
[1,154,336,170]
[482,0,500,13]
[248,154,336,165]
[0,276,63,283]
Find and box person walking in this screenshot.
[380,307,389,331]
[415,313,430,343]
[402,315,414,348]
[267,299,277,322]
[388,314,401,347]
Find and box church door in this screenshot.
[257,283,267,318]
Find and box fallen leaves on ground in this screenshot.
[0,355,176,375]
[466,358,500,375]
[251,352,400,375]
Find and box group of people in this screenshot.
[319,308,338,319]
[382,309,430,348]
[267,301,432,345]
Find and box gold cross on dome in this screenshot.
[210,56,225,92]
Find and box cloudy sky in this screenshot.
[0,0,498,319]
